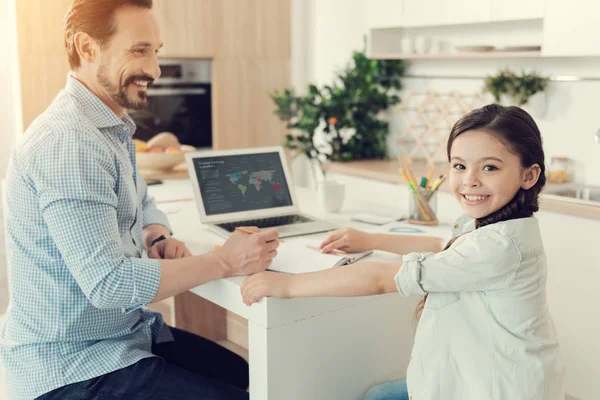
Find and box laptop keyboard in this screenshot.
[217,214,313,233]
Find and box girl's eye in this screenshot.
[483,165,498,171]
[452,163,465,170]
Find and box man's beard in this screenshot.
[97,63,153,110]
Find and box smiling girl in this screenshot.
[241,104,565,400]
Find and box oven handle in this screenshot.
[147,88,208,96]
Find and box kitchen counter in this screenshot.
[324,160,600,221]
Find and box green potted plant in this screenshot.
[270,49,405,184]
[483,68,550,117]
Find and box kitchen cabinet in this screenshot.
[491,0,545,21]
[403,0,490,27]
[154,0,215,58]
[365,0,404,29]
[542,0,600,56]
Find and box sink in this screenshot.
[542,184,600,206]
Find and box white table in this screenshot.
[148,179,450,400]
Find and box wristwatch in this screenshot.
[150,234,169,248]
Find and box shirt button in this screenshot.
[453,223,459,229]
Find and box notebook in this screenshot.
[268,238,373,274]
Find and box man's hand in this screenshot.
[148,237,192,259]
[215,227,280,277]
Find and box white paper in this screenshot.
[268,238,372,274]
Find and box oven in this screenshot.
[130,59,212,148]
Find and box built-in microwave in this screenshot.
[130,59,212,148]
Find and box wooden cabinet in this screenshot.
[365,0,404,29]
[16,0,72,130]
[491,0,545,21]
[542,0,600,56]
[154,0,215,58]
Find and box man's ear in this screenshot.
[73,32,97,64]
[522,163,542,190]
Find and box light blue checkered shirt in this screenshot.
[0,76,174,399]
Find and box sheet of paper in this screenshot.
[268,238,372,274]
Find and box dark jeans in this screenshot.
[38,327,249,400]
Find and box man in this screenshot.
[0,1,279,399]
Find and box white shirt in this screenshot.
[395,216,565,400]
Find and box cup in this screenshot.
[318,180,345,213]
[408,189,438,226]
[414,36,431,54]
[401,36,414,54]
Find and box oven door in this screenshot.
[130,85,212,148]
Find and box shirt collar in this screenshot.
[65,75,136,137]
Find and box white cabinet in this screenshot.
[542,0,600,56]
[441,0,491,25]
[403,0,444,26]
[365,0,403,29]
[490,0,545,21]
[403,0,491,26]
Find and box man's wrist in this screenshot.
[212,248,232,279]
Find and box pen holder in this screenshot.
[408,189,438,226]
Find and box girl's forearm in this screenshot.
[287,261,401,298]
[368,233,444,255]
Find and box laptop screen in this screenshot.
[191,152,294,216]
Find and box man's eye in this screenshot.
[133,48,145,54]
[452,163,465,170]
[483,165,498,171]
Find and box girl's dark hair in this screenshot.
[415,104,546,320]
[64,0,154,69]
[448,104,546,228]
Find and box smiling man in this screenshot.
[0,1,280,399]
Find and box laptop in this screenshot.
[185,146,338,238]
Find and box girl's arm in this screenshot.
[319,228,445,255]
[241,261,401,305]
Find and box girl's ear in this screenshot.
[522,163,542,190]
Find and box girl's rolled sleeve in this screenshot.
[395,228,521,295]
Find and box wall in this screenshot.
[0,0,22,313]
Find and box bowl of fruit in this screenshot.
[134,132,194,171]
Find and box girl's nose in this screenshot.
[463,171,481,187]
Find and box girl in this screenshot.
[241,105,565,400]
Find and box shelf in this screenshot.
[369,50,542,60]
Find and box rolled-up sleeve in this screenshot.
[395,228,521,296]
[32,133,161,311]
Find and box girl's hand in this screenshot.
[319,228,373,254]
[241,272,292,305]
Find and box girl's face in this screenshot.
[449,130,540,219]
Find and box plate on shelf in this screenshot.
[456,45,495,52]
[494,45,541,52]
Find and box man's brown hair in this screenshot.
[63,0,153,69]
